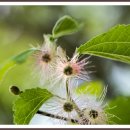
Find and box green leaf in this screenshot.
[13,88,53,124]
[106,97,130,124]
[76,81,103,96]
[0,60,16,83]
[0,48,38,83]
[52,15,80,38]
[12,48,38,64]
[78,24,130,64]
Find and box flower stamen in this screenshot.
[64,66,73,76]
[89,110,98,119]
[63,102,74,112]
[42,53,51,63]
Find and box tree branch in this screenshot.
[37,110,78,123]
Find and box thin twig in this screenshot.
[37,110,78,123]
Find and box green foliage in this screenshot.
[12,48,38,64]
[78,25,130,64]
[0,48,38,83]
[76,81,103,96]
[13,88,53,124]
[52,15,80,38]
[0,60,15,83]
[106,97,130,124]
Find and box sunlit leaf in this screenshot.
[13,88,53,124]
[12,48,38,64]
[106,97,130,124]
[76,81,103,96]
[0,60,16,83]
[0,48,38,83]
[52,15,80,38]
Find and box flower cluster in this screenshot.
[33,35,114,125]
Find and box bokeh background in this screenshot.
[0,6,130,124]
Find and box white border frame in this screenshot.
[0,2,130,128]
[0,125,130,128]
[0,2,129,5]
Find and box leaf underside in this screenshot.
[78,25,130,64]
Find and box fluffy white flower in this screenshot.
[39,86,117,125]
[33,35,57,85]
[41,96,78,125]
[74,87,112,125]
[52,46,92,89]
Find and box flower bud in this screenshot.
[9,86,21,95]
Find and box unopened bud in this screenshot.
[9,86,22,95]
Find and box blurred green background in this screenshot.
[0,6,130,124]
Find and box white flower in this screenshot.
[39,86,116,125]
[33,35,57,85]
[41,96,78,125]
[52,46,92,89]
[74,87,112,125]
